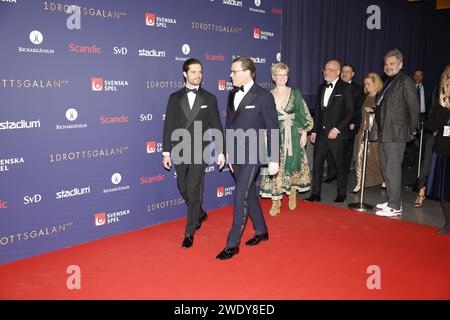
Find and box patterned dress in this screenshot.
[260,88,314,200]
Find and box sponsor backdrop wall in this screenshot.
[0,0,282,264]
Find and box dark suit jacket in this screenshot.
[378,72,419,143]
[162,87,223,164]
[349,81,365,131]
[427,104,450,156]
[225,83,279,165]
[312,79,354,140]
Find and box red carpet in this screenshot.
[1,199,449,300]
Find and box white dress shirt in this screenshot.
[234,80,254,110]
[186,86,199,109]
[323,78,339,107]
[417,83,426,113]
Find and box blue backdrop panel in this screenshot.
[0,0,282,264]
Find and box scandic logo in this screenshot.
[95,213,106,226]
[91,77,103,91]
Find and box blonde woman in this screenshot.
[426,72,450,235]
[352,73,384,193]
[260,63,314,215]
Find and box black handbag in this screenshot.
[367,113,379,142]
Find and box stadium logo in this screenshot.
[138,48,166,58]
[0,119,41,131]
[56,186,91,200]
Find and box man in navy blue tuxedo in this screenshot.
[216,56,279,260]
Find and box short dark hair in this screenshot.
[232,56,256,79]
[413,68,424,74]
[182,58,202,74]
[342,64,355,73]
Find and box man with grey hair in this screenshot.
[375,49,419,217]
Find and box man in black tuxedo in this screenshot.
[305,60,354,203]
[216,56,279,260]
[325,64,364,184]
[162,58,225,249]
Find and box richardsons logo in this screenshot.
[0,222,74,246]
[103,173,130,194]
[49,146,128,163]
[94,208,130,226]
[138,48,166,58]
[0,157,24,172]
[56,186,90,199]
[145,12,177,28]
[147,197,185,212]
[253,27,274,40]
[146,80,184,89]
[91,77,128,92]
[0,79,69,89]
[18,30,55,54]
[232,54,266,64]
[222,0,243,7]
[56,108,87,130]
[43,1,127,19]
[250,0,266,13]
[217,186,235,198]
[192,21,242,34]
[1,0,17,4]
[218,80,233,91]
[175,44,190,62]
[0,119,40,131]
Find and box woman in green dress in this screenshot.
[260,63,314,215]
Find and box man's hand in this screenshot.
[349,123,355,130]
[268,162,279,176]
[310,132,316,144]
[300,132,307,148]
[217,153,225,170]
[163,154,172,170]
[328,128,340,139]
[226,153,234,173]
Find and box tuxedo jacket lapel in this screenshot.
[186,91,205,129]
[178,92,191,121]
[231,84,257,125]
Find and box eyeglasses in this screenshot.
[230,69,244,75]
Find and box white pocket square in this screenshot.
[200,105,208,109]
[334,94,343,97]
[245,105,255,109]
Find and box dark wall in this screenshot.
[281,0,450,108]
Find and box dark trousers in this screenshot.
[175,163,207,236]
[379,142,406,210]
[312,136,347,197]
[417,132,435,189]
[226,164,267,248]
[441,200,450,228]
[326,137,354,180]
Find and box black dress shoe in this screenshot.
[196,212,208,230]
[324,177,336,184]
[305,195,321,202]
[216,247,239,260]
[334,195,346,203]
[436,226,450,235]
[182,235,194,248]
[245,233,269,246]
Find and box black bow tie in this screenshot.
[185,87,198,94]
[325,83,333,89]
[232,86,244,93]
